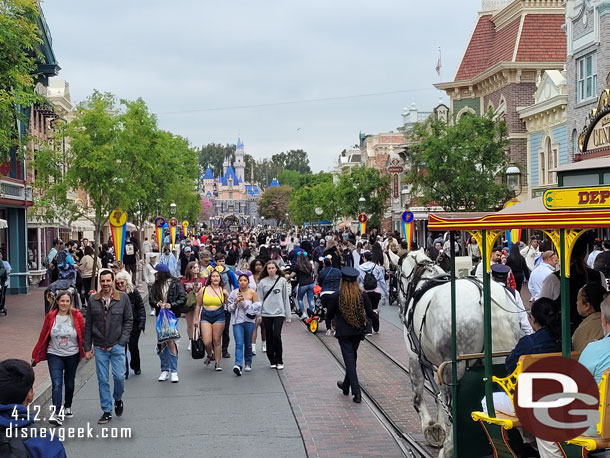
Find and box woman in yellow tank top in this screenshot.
[194,270,228,371]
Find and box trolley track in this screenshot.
[302,320,438,458]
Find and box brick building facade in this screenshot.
[566,0,610,162]
[435,0,566,198]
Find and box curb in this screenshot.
[33,353,96,408]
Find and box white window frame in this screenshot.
[577,52,597,103]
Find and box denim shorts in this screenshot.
[200,307,225,324]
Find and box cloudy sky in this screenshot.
[42,0,481,172]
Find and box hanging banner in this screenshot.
[110,209,127,262]
[154,217,166,252]
[169,217,178,249]
[402,211,414,251]
[358,213,367,235]
[182,220,189,237]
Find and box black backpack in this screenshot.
[0,426,31,458]
[363,267,378,291]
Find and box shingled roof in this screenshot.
[454,12,565,82]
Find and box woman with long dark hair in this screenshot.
[506,243,529,292]
[181,261,205,346]
[149,264,186,382]
[250,258,266,354]
[291,252,315,320]
[325,267,375,403]
[194,270,229,371]
[504,297,562,373]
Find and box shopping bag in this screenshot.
[156,308,180,343]
[191,326,205,360]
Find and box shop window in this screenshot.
[572,129,579,156]
[577,52,597,103]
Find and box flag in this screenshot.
[110,209,127,262]
[435,48,442,77]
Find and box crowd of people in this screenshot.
[20,226,404,432]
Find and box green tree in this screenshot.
[284,149,311,174]
[258,185,292,223]
[33,91,130,276]
[288,180,339,226]
[336,166,390,228]
[198,143,234,181]
[0,0,44,159]
[407,110,511,212]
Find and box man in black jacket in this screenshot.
[84,269,133,425]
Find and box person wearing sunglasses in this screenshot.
[227,274,261,375]
[115,271,146,378]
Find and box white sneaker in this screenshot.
[244,365,252,372]
[158,371,169,382]
[150,309,155,316]
[325,329,332,336]
[300,313,308,320]
[187,341,192,351]
[262,342,266,353]
[276,364,284,370]
[252,344,256,355]
[170,372,179,383]
[270,364,277,369]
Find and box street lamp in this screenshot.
[169,202,177,216]
[401,188,409,207]
[358,196,366,212]
[506,164,522,196]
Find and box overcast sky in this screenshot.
[42,1,481,173]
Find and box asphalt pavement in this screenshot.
[61,292,306,458]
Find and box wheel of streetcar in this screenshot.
[309,318,319,334]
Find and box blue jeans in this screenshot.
[233,322,255,367]
[158,343,178,372]
[47,353,80,411]
[94,345,125,413]
[297,283,315,314]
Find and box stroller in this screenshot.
[303,285,326,334]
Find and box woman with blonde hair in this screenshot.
[32,290,85,425]
[325,267,375,403]
[114,271,146,378]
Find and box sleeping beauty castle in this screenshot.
[200,138,280,228]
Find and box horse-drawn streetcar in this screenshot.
[391,189,610,458]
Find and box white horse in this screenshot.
[388,248,522,458]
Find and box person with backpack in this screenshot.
[123,236,139,286]
[318,256,342,335]
[0,359,67,458]
[357,251,387,335]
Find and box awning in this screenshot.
[0,219,7,229]
[71,220,95,232]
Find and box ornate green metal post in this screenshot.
[559,229,571,357]
[482,230,495,416]
[450,231,459,457]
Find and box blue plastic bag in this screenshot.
[156,308,180,343]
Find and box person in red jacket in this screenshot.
[31,290,85,427]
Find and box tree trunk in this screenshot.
[91,222,101,292]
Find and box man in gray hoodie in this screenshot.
[256,261,291,370]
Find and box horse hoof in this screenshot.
[424,423,446,448]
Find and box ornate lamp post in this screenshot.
[506,164,522,198]
[169,202,177,216]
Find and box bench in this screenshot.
[470,352,582,456]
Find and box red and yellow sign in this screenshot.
[544,186,610,211]
[110,209,127,261]
[358,213,367,235]
[154,217,166,252]
[169,217,178,249]
[182,220,189,237]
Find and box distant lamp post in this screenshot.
[401,188,409,207]
[314,207,323,228]
[506,165,522,197]
[358,196,366,212]
[169,202,177,216]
